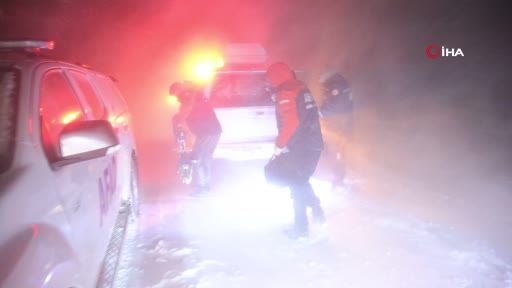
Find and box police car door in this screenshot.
[92,73,133,208]
[65,68,123,281]
[37,66,114,286]
[207,71,277,159]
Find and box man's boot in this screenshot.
[285,200,309,239]
[311,205,326,224]
[284,225,309,239]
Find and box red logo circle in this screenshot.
[426,44,441,59]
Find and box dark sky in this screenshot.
[1,0,510,144]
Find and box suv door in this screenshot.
[206,71,277,159]
[38,68,116,287]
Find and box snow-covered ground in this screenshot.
[114,158,511,288]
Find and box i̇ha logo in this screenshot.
[426,44,464,59]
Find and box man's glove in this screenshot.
[273,145,289,157]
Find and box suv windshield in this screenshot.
[209,72,273,108]
[0,68,19,173]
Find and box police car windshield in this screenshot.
[0,68,19,173]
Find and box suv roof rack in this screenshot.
[224,43,267,64]
[0,40,55,53]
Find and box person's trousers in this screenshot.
[190,133,220,191]
[288,149,322,231]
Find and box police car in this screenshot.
[0,41,139,288]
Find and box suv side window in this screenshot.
[40,69,86,160]
[210,73,273,108]
[68,70,105,120]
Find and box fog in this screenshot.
[1,0,511,262]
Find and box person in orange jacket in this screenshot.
[264,62,325,238]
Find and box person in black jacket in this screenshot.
[319,71,353,117]
[170,81,222,194]
[318,71,354,187]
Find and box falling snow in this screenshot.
[113,160,511,288]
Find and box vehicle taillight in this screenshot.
[0,68,20,173]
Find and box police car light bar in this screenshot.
[0,40,55,51]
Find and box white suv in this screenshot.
[205,68,277,160]
[0,41,139,288]
[205,66,306,161]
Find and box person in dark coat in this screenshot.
[171,81,222,194]
[264,62,326,238]
[319,71,353,117]
[318,71,354,187]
